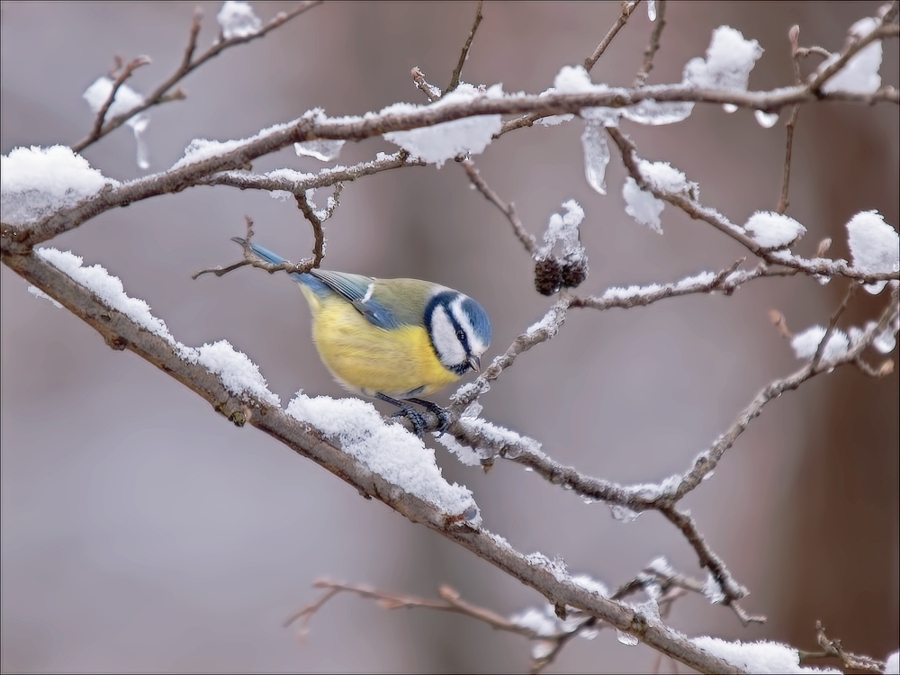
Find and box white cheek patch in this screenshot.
[450,296,487,356]
[431,304,467,366]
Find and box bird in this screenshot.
[232,237,491,436]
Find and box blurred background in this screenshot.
[2,2,897,672]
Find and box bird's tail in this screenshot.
[231,236,309,283]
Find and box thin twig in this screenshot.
[584,1,641,72]
[777,25,804,214]
[411,67,441,102]
[87,56,151,141]
[72,1,322,152]
[795,621,887,674]
[445,0,483,94]
[460,159,538,255]
[810,281,858,369]
[808,18,898,93]
[633,0,666,86]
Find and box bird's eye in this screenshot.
[456,329,466,343]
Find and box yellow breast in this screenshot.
[300,287,459,398]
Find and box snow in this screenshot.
[873,318,898,354]
[623,177,665,234]
[509,606,562,637]
[526,300,569,339]
[1,145,118,226]
[692,637,841,674]
[195,340,279,405]
[538,199,586,263]
[622,162,692,235]
[820,17,882,94]
[641,160,688,193]
[440,415,544,463]
[702,571,726,603]
[294,139,345,161]
[83,75,145,119]
[525,552,570,583]
[27,285,63,309]
[286,392,479,520]
[684,26,764,91]
[33,247,281,407]
[646,556,676,577]
[675,271,717,290]
[846,210,899,294]
[620,474,680,502]
[171,117,301,169]
[744,211,806,249]
[83,76,150,169]
[535,113,574,126]
[217,1,261,39]
[383,83,504,168]
[571,573,608,597]
[790,326,850,361]
[885,650,899,675]
[553,65,601,94]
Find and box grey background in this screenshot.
[2,2,898,672]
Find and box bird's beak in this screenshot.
[467,355,481,372]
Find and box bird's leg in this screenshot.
[406,398,450,434]
[376,392,426,438]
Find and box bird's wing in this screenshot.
[309,269,402,329]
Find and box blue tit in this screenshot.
[232,237,491,435]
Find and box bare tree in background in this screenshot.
[1,2,898,673]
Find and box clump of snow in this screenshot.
[623,178,665,234]
[622,474,680,501]
[171,116,301,169]
[37,247,175,342]
[173,137,247,169]
[744,211,807,249]
[885,650,899,675]
[217,1,261,39]
[846,210,899,294]
[444,416,544,463]
[820,17,882,94]
[702,571,726,604]
[790,326,850,361]
[383,83,504,168]
[1,146,118,226]
[641,160,688,193]
[622,161,692,234]
[83,76,145,120]
[538,199,586,262]
[83,76,151,169]
[572,573,608,597]
[553,65,600,94]
[535,114,574,127]
[195,340,280,405]
[684,26,763,91]
[286,392,479,520]
[873,318,898,354]
[692,637,841,674]
[294,139,345,161]
[646,556,675,577]
[34,247,281,407]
